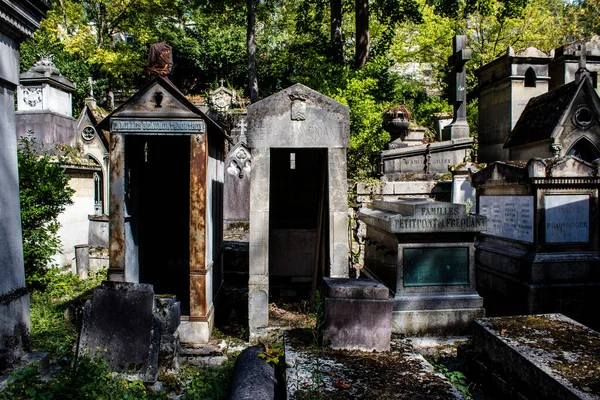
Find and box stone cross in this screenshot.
[88,76,96,97]
[442,35,471,140]
[449,35,471,121]
[220,78,225,87]
[575,43,592,84]
[237,118,247,143]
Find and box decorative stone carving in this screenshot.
[289,92,307,121]
[82,125,96,141]
[226,145,252,179]
[22,86,42,107]
[210,79,236,113]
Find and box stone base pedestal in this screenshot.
[179,314,214,344]
[322,278,393,352]
[393,293,484,336]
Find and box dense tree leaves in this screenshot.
[18,137,74,290]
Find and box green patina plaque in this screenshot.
[403,247,469,286]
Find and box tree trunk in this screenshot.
[355,0,369,68]
[247,0,259,103]
[331,0,343,64]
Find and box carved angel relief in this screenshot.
[22,87,42,107]
[289,92,307,121]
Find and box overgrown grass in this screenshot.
[29,267,106,358]
[1,269,241,399]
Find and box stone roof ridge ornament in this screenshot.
[575,43,592,84]
[31,54,61,77]
[289,91,307,121]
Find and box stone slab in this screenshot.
[473,314,600,400]
[392,308,485,336]
[395,293,484,311]
[322,277,389,300]
[545,194,590,243]
[360,198,487,234]
[77,281,159,382]
[479,195,534,243]
[324,297,393,352]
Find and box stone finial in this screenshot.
[31,54,61,77]
[575,43,592,84]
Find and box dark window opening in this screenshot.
[525,67,536,87]
[567,138,600,163]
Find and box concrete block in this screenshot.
[323,277,389,299]
[324,298,393,352]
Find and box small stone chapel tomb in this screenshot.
[246,84,350,339]
[472,156,600,331]
[359,198,487,335]
[98,76,226,343]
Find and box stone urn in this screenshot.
[382,106,411,143]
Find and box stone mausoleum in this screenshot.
[99,76,226,343]
[246,83,350,339]
[473,156,600,331]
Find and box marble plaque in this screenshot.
[544,194,589,243]
[479,196,533,243]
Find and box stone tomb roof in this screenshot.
[19,55,75,92]
[504,73,600,149]
[471,156,600,187]
[97,76,225,140]
[247,83,349,149]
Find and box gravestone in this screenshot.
[0,0,51,371]
[359,198,487,335]
[472,156,600,330]
[78,282,160,382]
[78,281,181,382]
[246,83,349,340]
[379,36,474,200]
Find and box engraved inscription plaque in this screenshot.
[403,247,469,286]
[545,194,589,243]
[479,196,534,243]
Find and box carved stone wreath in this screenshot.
[22,87,42,107]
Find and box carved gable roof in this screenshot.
[504,75,600,149]
[97,76,223,138]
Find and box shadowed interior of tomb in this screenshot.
[126,135,191,314]
[269,148,329,297]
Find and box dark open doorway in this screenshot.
[126,135,191,314]
[269,148,329,297]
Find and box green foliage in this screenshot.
[0,356,164,400]
[18,136,74,290]
[258,342,285,365]
[428,355,475,400]
[29,268,106,358]
[177,361,236,400]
